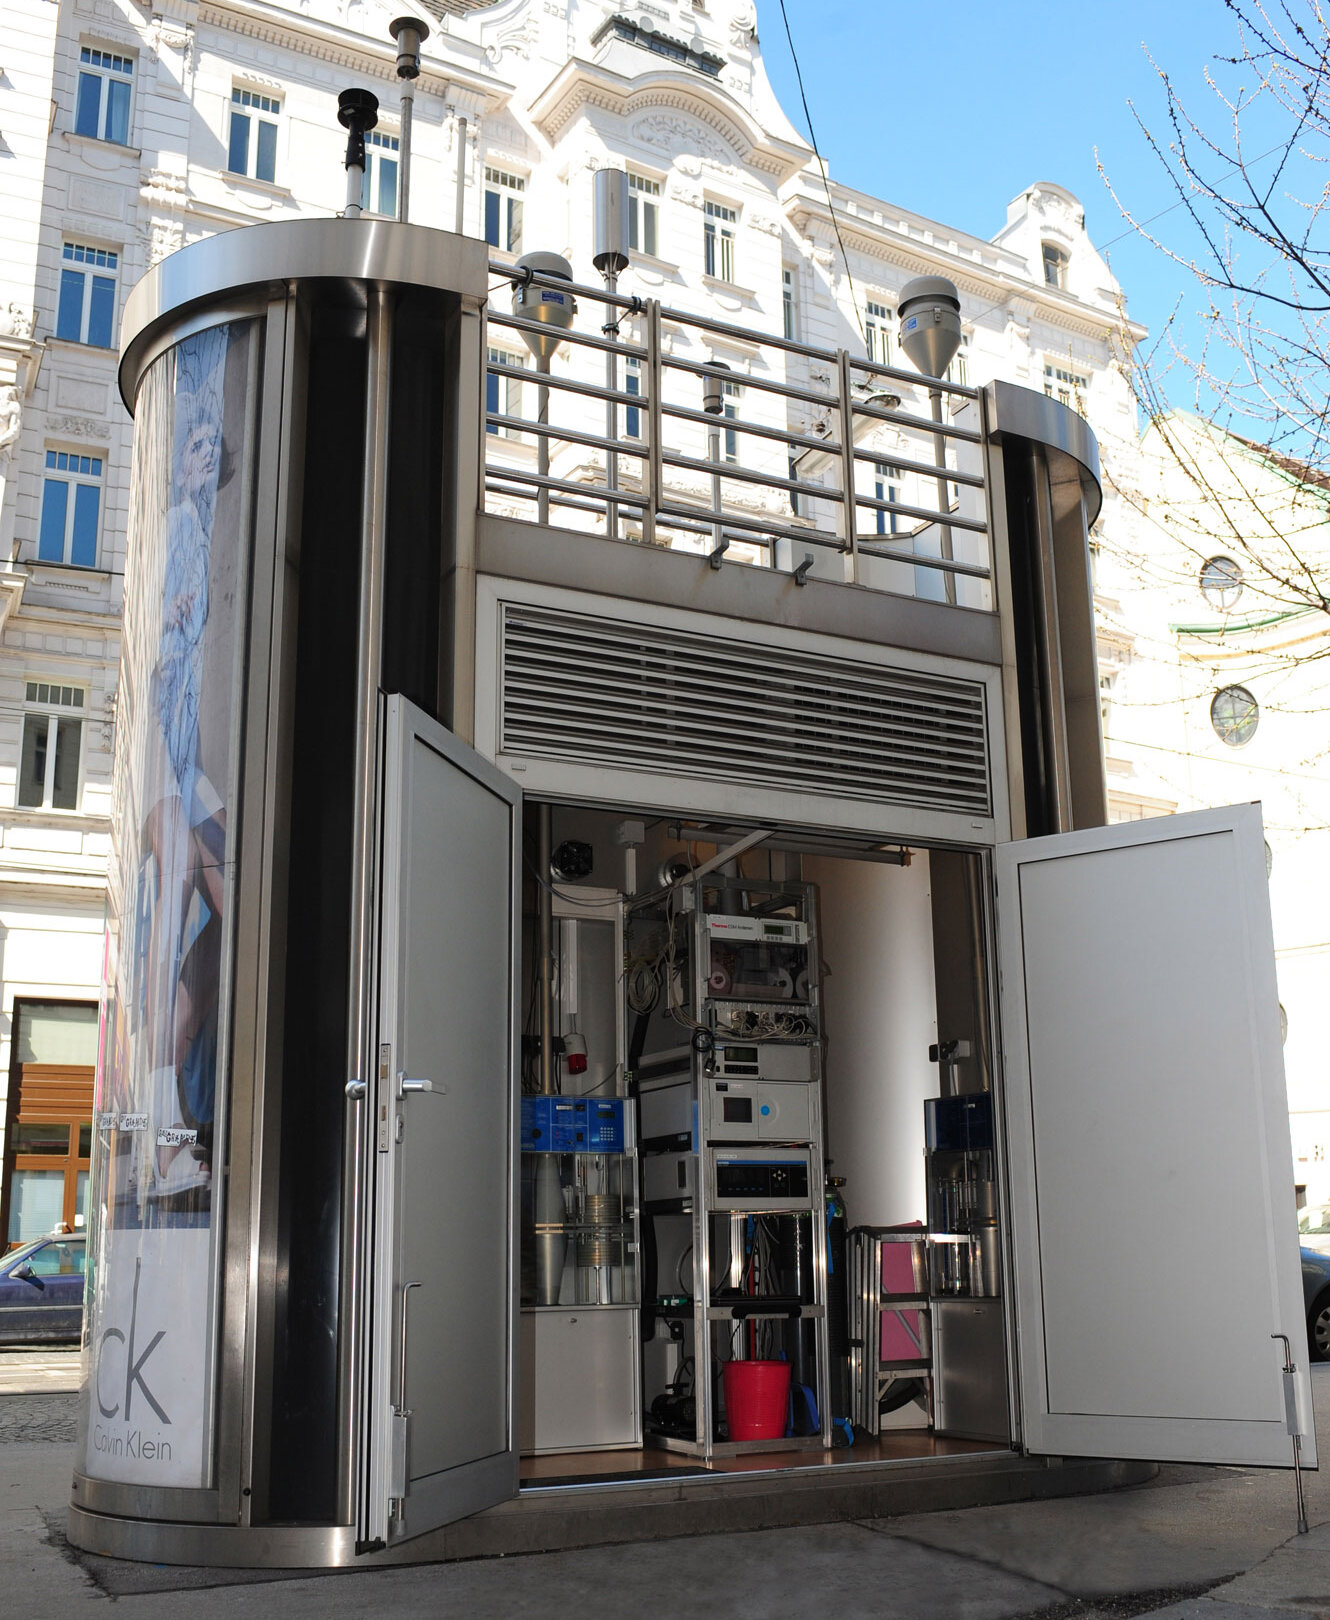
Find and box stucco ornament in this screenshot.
[1,305,35,340]
[0,388,21,464]
[632,114,730,166]
[0,386,21,528]
[729,1,757,45]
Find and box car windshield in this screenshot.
[1299,1206,1330,1234]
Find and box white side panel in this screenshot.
[998,804,1314,1467]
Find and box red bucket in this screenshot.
[723,1359,792,1441]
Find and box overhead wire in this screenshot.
[776,0,866,347]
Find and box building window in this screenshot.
[362,128,399,217]
[782,267,798,342]
[1210,684,1259,748]
[485,346,524,437]
[1200,555,1243,610]
[1043,242,1069,289]
[39,450,102,567]
[625,354,642,439]
[1043,362,1088,412]
[722,378,741,464]
[874,462,901,535]
[704,200,736,282]
[946,333,970,387]
[484,167,525,253]
[628,172,660,257]
[2,1000,98,1246]
[228,87,280,184]
[55,242,117,347]
[865,299,892,365]
[18,682,85,810]
[74,46,133,145]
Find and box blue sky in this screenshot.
[760,0,1261,380]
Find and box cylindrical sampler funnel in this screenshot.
[69,217,488,1569]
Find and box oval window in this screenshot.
[1210,685,1259,747]
[1200,555,1243,610]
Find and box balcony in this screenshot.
[481,262,992,614]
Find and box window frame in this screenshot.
[625,353,642,439]
[1042,242,1070,289]
[1043,360,1088,412]
[873,460,902,536]
[1210,684,1260,749]
[484,165,526,254]
[782,266,799,342]
[362,126,401,218]
[704,199,737,283]
[1199,555,1244,611]
[721,377,742,465]
[628,171,661,259]
[55,242,118,348]
[865,299,892,366]
[485,345,525,438]
[73,45,134,146]
[38,448,104,568]
[227,86,282,185]
[17,682,87,812]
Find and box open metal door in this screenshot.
[363,696,521,1545]
[997,803,1314,1468]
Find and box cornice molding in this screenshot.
[529,58,809,182]
[196,0,512,110]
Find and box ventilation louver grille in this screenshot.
[500,604,992,817]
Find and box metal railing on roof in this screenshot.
[482,262,992,608]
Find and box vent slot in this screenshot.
[500,604,991,817]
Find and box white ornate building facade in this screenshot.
[1094,412,1330,1207]
[0,0,1151,1242]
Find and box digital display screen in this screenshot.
[723,1046,758,1063]
[723,1098,754,1123]
[763,924,785,937]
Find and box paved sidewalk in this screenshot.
[0,1348,81,1396]
[3,1374,1330,1618]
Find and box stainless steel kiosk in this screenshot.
[70,215,1314,1568]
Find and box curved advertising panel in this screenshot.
[80,321,259,1491]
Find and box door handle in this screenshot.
[396,1072,444,1098]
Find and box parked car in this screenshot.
[1304,1245,1330,1362]
[0,1232,85,1344]
[1300,1205,1330,1257]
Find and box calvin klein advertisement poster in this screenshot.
[82,321,256,1488]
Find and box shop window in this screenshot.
[484,166,525,253]
[628,172,660,257]
[228,87,281,184]
[1210,684,1259,748]
[2,1001,97,1248]
[39,449,103,567]
[362,127,400,217]
[704,200,736,283]
[74,45,134,145]
[55,242,118,348]
[1200,555,1243,610]
[17,682,85,810]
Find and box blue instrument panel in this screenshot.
[521,1095,627,1153]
